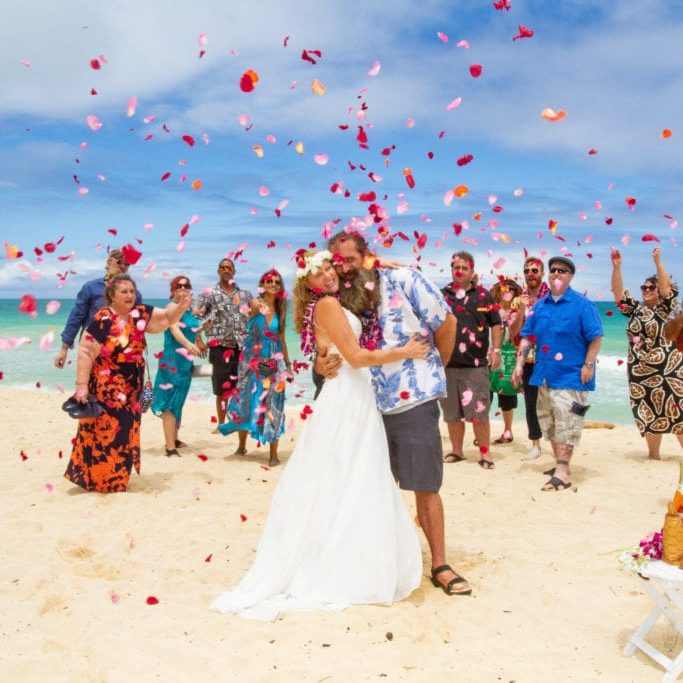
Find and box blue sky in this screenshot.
[1,0,682,300]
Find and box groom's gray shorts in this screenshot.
[382,399,443,492]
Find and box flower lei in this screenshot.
[300,292,338,357]
[299,295,384,357]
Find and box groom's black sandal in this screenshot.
[430,564,472,596]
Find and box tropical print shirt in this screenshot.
[196,282,253,347]
[371,268,450,414]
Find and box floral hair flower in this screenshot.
[295,249,332,281]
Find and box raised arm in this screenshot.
[146,291,192,334]
[314,297,427,369]
[610,248,625,304]
[653,247,672,298]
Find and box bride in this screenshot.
[210,250,428,620]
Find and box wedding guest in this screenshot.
[151,276,207,457]
[64,274,191,492]
[219,269,291,467]
[440,251,502,469]
[512,256,603,491]
[54,249,141,369]
[612,247,683,458]
[489,278,523,444]
[508,256,549,460]
[196,258,253,443]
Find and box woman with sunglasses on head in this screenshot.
[151,276,207,456]
[219,269,291,466]
[611,247,683,459]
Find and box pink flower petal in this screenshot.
[39,331,54,351]
[45,300,61,315]
[85,115,102,131]
[446,97,462,111]
[437,32,449,43]
[367,60,381,77]
[313,153,329,165]
[126,96,137,117]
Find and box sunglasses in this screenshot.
[640,284,657,292]
[549,267,570,275]
[175,283,192,289]
[262,278,282,285]
[524,267,541,274]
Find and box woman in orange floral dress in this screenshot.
[64,274,192,492]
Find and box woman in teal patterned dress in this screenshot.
[219,269,292,466]
[152,276,206,456]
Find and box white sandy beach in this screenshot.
[1,385,681,682]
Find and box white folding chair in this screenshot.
[624,560,683,682]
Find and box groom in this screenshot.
[317,231,471,596]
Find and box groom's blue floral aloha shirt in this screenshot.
[370,267,450,414]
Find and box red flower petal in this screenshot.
[400,391,411,400]
[469,64,482,78]
[197,454,208,462]
[240,514,248,522]
[182,135,195,147]
[457,154,473,166]
[146,596,159,605]
[204,553,213,562]
[121,244,142,265]
[642,234,660,243]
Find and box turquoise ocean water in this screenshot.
[0,298,631,423]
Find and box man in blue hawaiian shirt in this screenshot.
[318,231,471,597]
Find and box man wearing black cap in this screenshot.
[511,256,603,491]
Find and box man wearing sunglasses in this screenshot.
[54,249,142,369]
[512,256,603,491]
[196,258,253,438]
[507,257,550,460]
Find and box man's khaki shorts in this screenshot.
[536,386,590,447]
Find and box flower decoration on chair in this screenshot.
[618,531,663,572]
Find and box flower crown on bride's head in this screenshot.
[295,249,333,281]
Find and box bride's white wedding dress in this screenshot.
[211,309,422,620]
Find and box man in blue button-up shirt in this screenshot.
[512,256,603,492]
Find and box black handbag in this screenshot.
[256,358,278,377]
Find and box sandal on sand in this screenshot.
[478,459,495,470]
[165,448,180,457]
[543,459,569,477]
[175,440,188,449]
[430,564,472,596]
[494,435,513,444]
[444,453,466,463]
[541,476,571,491]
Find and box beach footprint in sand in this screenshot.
[56,540,122,580]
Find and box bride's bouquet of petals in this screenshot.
[618,531,663,572]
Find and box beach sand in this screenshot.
[1,385,680,682]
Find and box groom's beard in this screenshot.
[339,268,379,315]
